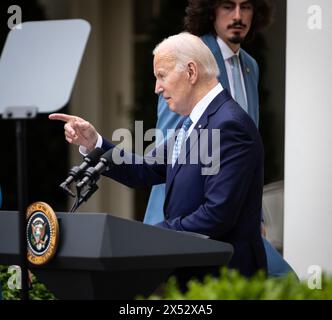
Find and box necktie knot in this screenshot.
[182,116,193,132]
[231,55,239,67]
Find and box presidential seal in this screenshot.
[26,202,59,265]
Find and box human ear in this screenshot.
[187,61,198,83]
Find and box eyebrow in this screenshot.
[221,0,253,4]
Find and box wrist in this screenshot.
[86,135,98,152]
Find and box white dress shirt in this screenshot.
[216,37,248,107]
[187,83,223,136]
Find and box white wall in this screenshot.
[284,0,332,279]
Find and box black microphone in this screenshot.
[76,148,116,189]
[60,147,104,196]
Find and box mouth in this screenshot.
[229,26,245,32]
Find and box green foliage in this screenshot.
[0,265,55,300]
[2,265,332,300]
[144,268,332,300]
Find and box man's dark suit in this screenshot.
[101,89,267,277]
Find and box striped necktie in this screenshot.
[230,55,247,112]
[172,116,193,167]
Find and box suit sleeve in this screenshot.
[101,138,167,188]
[156,119,262,238]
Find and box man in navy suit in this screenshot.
[145,0,271,224]
[50,32,267,277]
[144,0,294,277]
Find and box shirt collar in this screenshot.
[216,36,240,61]
[189,83,223,125]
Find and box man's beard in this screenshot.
[228,33,244,44]
[227,21,247,44]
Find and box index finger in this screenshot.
[49,113,76,123]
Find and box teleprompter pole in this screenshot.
[4,107,38,300]
[16,119,29,300]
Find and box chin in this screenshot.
[168,104,175,112]
[229,34,244,45]
[170,106,182,115]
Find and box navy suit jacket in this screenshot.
[102,89,267,277]
[145,34,260,225]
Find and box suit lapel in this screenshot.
[166,115,208,193]
[239,50,257,126]
[202,35,258,127]
[165,90,232,200]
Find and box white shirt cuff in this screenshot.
[79,133,103,156]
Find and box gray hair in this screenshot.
[153,32,219,79]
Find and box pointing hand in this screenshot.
[49,113,98,152]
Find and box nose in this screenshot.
[234,5,242,20]
[155,81,163,95]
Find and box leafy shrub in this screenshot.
[2,265,331,300]
[144,268,332,300]
[0,265,55,300]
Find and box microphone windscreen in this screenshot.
[84,147,104,165]
[100,148,114,164]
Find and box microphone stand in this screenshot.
[70,182,98,213]
[69,156,111,212]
